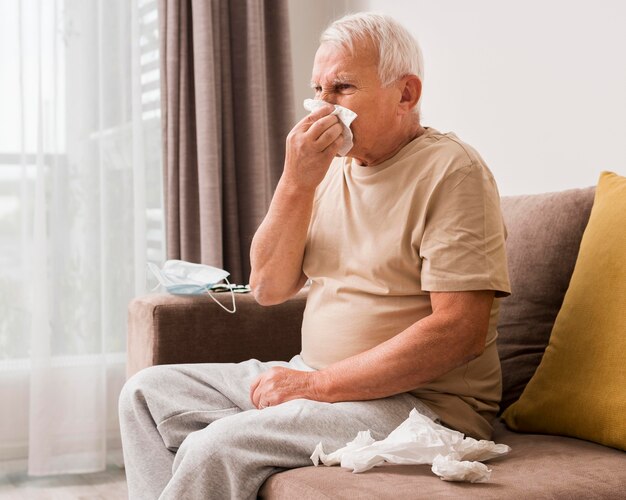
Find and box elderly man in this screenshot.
[119,12,510,500]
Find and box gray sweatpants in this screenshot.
[118,354,438,500]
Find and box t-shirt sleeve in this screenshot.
[418,162,511,297]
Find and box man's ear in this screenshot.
[398,75,422,115]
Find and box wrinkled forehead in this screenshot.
[310,41,378,85]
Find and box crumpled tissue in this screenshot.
[310,408,510,483]
[303,98,357,156]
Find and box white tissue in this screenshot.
[310,408,510,483]
[310,431,374,467]
[431,455,491,483]
[303,99,357,156]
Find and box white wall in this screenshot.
[288,0,626,195]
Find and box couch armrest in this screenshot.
[126,289,308,378]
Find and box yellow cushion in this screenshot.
[503,171,626,450]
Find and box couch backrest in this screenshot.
[497,186,595,413]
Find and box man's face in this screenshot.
[310,42,403,163]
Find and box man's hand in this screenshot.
[249,367,322,409]
[283,102,344,192]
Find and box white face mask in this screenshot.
[148,260,236,313]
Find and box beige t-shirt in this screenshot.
[301,127,511,440]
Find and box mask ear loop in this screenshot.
[204,277,236,314]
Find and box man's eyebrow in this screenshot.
[332,74,358,84]
[310,74,359,87]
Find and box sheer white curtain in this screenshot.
[0,0,164,475]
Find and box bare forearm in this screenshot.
[312,292,493,402]
[249,177,314,304]
[250,102,344,305]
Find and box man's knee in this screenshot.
[118,365,173,421]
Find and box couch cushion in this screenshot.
[259,420,626,499]
[496,186,595,412]
[503,172,626,450]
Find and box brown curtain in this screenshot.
[159,0,295,284]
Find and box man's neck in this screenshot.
[354,120,426,167]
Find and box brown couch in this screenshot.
[127,186,626,498]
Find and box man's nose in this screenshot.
[319,92,339,105]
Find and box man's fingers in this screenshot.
[249,376,261,408]
[298,102,335,130]
[315,122,343,151]
[306,113,340,141]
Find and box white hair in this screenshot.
[320,12,424,114]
